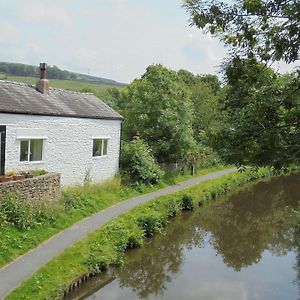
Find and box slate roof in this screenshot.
[0,80,123,120]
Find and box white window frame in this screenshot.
[92,137,109,158]
[19,138,45,164]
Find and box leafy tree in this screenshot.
[198,74,221,93]
[218,58,300,168]
[121,137,164,185]
[184,0,300,63]
[123,65,195,163]
[184,0,300,169]
[177,69,226,150]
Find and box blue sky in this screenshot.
[0,0,293,83]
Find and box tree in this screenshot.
[123,65,195,163]
[184,0,300,63]
[184,0,300,169]
[218,58,300,168]
[177,70,225,146]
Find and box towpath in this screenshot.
[0,168,236,299]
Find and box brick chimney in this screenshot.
[36,62,49,94]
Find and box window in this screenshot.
[20,139,43,162]
[93,139,108,157]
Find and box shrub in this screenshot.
[167,197,182,217]
[137,212,166,236]
[181,194,195,210]
[0,195,35,230]
[121,137,164,185]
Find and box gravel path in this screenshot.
[0,168,236,299]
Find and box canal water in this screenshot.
[68,174,300,300]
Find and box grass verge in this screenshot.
[5,167,273,299]
[0,166,227,269]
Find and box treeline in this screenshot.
[0,62,124,85]
[91,62,299,185]
[0,62,77,80]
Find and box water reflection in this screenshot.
[68,174,300,300]
[198,174,299,271]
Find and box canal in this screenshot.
[67,174,300,300]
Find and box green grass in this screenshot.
[0,75,124,95]
[5,168,273,300]
[0,165,227,269]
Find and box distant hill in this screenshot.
[0,62,126,87]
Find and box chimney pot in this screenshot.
[36,62,49,94]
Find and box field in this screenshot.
[0,74,124,94]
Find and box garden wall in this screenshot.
[0,173,61,203]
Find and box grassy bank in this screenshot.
[0,166,227,269]
[6,168,273,299]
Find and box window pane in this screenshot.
[20,140,29,161]
[93,139,102,157]
[30,139,43,161]
[103,139,108,155]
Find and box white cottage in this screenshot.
[0,64,123,186]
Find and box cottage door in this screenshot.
[0,126,6,176]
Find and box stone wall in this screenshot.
[0,173,61,203]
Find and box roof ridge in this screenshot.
[0,79,35,88]
[49,87,94,95]
[0,80,94,95]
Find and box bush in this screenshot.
[181,194,195,210]
[121,137,164,185]
[0,195,35,230]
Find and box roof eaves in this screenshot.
[0,110,124,121]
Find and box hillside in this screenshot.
[0,62,126,87]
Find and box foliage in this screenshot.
[121,137,164,185]
[5,168,273,300]
[32,169,48,176]
[122,64,195,163]
[184,0,300,63]
[179,70,225,145]
[0,195,35,231]
[184,0,300,169]
[218,58,300,168]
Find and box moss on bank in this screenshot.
[6,168,273,299]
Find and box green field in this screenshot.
[0,74,124,94]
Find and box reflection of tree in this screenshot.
[117,213,206,298]
[112,174,300,298]
[294,212,300,291]
[197,175,299,271]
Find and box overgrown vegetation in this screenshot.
[0,166,226,269]
[5,168,274,300]
[121,137,164,185]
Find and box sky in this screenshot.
[0,0,296,83]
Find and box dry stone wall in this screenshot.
[0,173,60,203]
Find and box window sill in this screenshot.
[92,155,108,159]
[19,161,44,165]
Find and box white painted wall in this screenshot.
[0,113,122,186]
